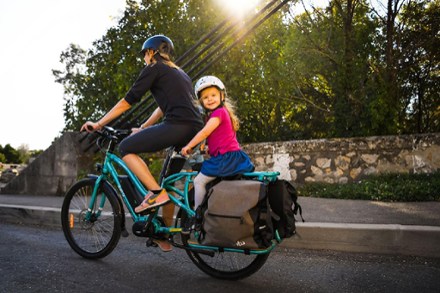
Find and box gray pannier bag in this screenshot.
[198,180,274,250]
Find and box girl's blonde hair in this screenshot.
[223,96,240,132]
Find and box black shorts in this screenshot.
[119,122,201,157]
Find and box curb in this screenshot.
[284,222,440,258]
[0,204,61,228]
[1,204,439,258]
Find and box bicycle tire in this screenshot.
[61,178,122,259]
[175,207,269,280]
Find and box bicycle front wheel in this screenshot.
[61,178,122,259]
[176,208,270,280]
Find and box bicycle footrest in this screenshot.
[173,241,215,257]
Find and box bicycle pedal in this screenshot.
[139,207,157,215]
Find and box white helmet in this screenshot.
[194,75,226,99]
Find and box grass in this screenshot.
[297,171,440,202]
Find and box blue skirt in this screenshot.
[201,150,255,177]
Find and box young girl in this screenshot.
[181,76,254,219]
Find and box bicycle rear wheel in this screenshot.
[61,178,122,259]
[176,208,270,280]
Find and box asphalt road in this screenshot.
[1,223,439,293]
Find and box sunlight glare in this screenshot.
[217,0,261,17]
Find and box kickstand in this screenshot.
[146,237,158,247]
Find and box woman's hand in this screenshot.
[80,121,101,133]
[130,127,142,136]
[181,146,192,156]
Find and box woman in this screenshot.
[81,35,203,251]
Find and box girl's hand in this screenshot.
[80,121,101,133]
[181,146,192,156]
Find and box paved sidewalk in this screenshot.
[1,194,439,257]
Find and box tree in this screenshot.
[398,0,440,133]
[0,144,5,163]
[17,144,30,164]
[281,0,380,138]
[55,0,437,144]
[54,0,222,131]
[212,4,294,142]
[2,144,20,164]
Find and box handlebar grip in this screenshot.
[86,125,94,132]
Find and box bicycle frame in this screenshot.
[85,143,197,233]
[85,136,281,255]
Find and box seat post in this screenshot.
[159,147,175,185]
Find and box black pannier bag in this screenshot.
[198,180,274,250]
[267,179,303,239]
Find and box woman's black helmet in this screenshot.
[140,35,174,56]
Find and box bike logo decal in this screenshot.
[147,193,160,204]
[235,240,246,247]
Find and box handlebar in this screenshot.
[91,126,131,151]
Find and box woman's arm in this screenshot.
[130,107,164,135]
[181,117,220,156]
[80,98,132,132]
[141,107,163,129]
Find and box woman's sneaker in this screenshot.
[135,189,169,213]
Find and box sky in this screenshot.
[0,0,324,151]
[0,0,127,150]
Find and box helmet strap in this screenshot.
[149,50,160,63]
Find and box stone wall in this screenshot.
[0,132,94,195]
[243,133,440,184]
[1,132,438,196]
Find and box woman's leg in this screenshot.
[124,153,173,251]
[120,122,201,192]
[122,154,161,190]
[119,123,201,251]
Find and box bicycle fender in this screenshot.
[86,175,127,233]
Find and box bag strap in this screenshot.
[294,202,305,222]
[284,180,305,222]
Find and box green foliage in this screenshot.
[282,0,384,138]
[298,172,440,202]
[54,0,222,132]
[398,0,440,133]
[30,150,44,158]
[17,144,30,164]
[55,0,440,142]
[138,154,164,180]
[0,144,20,164]
[0,144,39,164]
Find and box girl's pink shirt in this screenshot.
[206,107,241,156]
